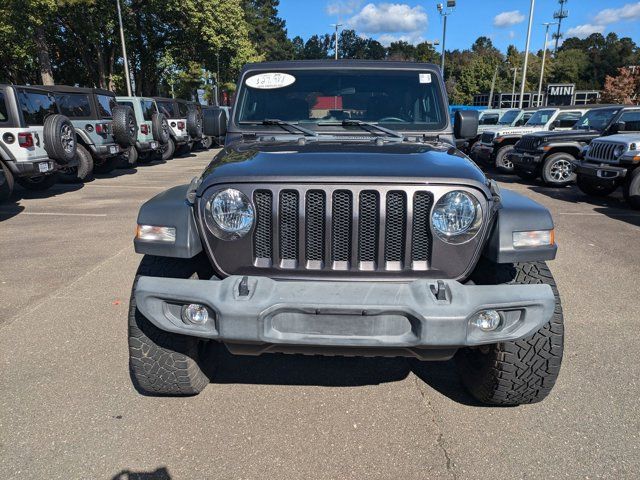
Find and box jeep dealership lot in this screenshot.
[1,150,639,479]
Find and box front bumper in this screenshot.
[509,151,544,169]
[573,160,628,180]
[134,276,555,358]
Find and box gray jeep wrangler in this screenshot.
[129,61,563,405]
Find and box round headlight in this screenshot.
[432,190,482,244]
[205,188,254,240]
[613,144,627,158]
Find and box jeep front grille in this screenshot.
[586,141,624,163]
[481,132,495,144]
[252,187,433,272]
[517,136,538,152]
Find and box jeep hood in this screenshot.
[197,141,489,195]
[523,129,600,142]
[491,126,545,136]
[589,133,640,145]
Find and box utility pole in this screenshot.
[553,0,569,54]
[437,1,456,76]
[115,0,132,96]
[488,65,499,108]
[538,22,558,107]
[519,0,535,109]
[331,23,343,60]
[511,67,519,108]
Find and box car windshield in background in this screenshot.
[157,101,176,118]
[97,94,117,118]
[526,109,556,126]
[236,69,447,132]
[574,108,619,131]
[479,113,499,125]
[18,90,58,126]
[55,93,92,118]
[498,110,521,125]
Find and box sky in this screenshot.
[278,0,640,52]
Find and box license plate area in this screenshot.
[109,145,118,154]
[37,161,53,173]
[150,141,158,149]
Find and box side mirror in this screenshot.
[548,121,557,131]
[454,110,479,140]
[202,107,228,138]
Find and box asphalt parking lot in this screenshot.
[1,149,639,479]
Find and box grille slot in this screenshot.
[358,191,379,264]
[279,190,299,264]
[253,191,272,261]
[587,141,623,163]
[517,136,537,151]
[331,190,353,265]
[384,191,406,266]
[411,192,433,267]
[305,191,325,264]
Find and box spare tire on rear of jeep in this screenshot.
[43,114,77,164]
[186,109,202,138]
[112,105,138,147]
[152,112,170,145]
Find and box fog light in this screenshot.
[182,304,209,325]
[472,310,501,332]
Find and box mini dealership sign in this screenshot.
[546,84,575,105]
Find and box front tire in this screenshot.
[159,137,175,161]
[495,145,515,173]
[542,153,576,187]
[455,259,564,406]
[624,167,640,210]
[0,161,14,203]
[128,254,215,396]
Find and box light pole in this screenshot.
[488,64,499,108]
[538,22,558,107]
[437,1,456,76]
[519,0,535,108]
[331,23,343,60]
[511,67,520,108]
[115,0,132,96]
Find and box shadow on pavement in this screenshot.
[94,166,138,179]
[408,359,483,407]
[111,467,171,480]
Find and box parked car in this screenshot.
[473,105,588,173]
[509,105,638,186]
[0,84,76,202]
[129,60,563,406]
[115,96,169,166]
[466,108,536,155]
[153,97,192,160]
[41,85,137,179]
[573,132,640,208]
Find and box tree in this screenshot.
[387,41,415,61]
[601,67,640,104]
[242,0,293,60]
[303,35,330,59]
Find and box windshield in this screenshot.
[575,108,619,131]
[526,109,556,126]
[235,69,446,132]
[498,110,521,125]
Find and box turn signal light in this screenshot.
[177,121,185,130]
[513,229,554,248]
[135,224,176,243]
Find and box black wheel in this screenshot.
[16,173,58,191]
[119,146,138,168]
[201,136,213,149]
[623,167,640,210]
[112,106,138,147]
[152,112,170,145]
[128,254,216,396]
[159,137,175,161]
[576,175,618,197]
[92,156,118,174]
[43,114,77,164]
[542,153,576,186]
[515,166,539,181]
[59,144,94,183]
[495,145,515,173]
[0,161,14,203]
[455,259,564,406]
[186,109,203,139]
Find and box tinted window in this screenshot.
[157,101,176,118]
[0,92,8,122]
[526,109,557,126]
[479,114,499,125]
[55,93,92,118]
[177,102,189,117]
[618,110,640,132]
[555,112,582,129]
[498,109,521,125]
[575,108,619,131]
[97,95,117,118]
[236,69,447,132]
[18,90,57,126]
[117,101,134,109]
[140,100,155,121]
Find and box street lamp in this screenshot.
[511,67,520,108]
[537,22,558,107]
[115,0,132,96]
[518,0,535,108]
[330,23,343,60]
[437,1,456,76]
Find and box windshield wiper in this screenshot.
[318,119,404,139]
[239,119,318,137]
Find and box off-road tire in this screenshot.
[201,136,213,149]
[159,137,175,161]
[455,259,564,406]
[623,167,640,210]
[16,173,58,191]
[119,145,138,168]
[0,161,14,203]
[59,144,94,183]
[542,152,576,187]
[495,145,515,173]
[112,106,137,147]
[152,112,170,144]
[576,175,618,197]
[515,166,539,181]
[43,114,76,164]
[128,254,215,396]
[186,109,203,138]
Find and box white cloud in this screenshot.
[348,3,428,34]
[326,0,363,17]
[493,10,525,28]
[565,24,606,39]
[594,2,640,24]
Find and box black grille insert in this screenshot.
[331,190,352,263]
[412,192,434,264]
[384,191,406,263]
[305,191,325,262]
[279,190,299,261]
[358,191,379,263]
[253,190,272,259]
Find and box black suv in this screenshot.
[129,61,563,406]
[509,105,639,186]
